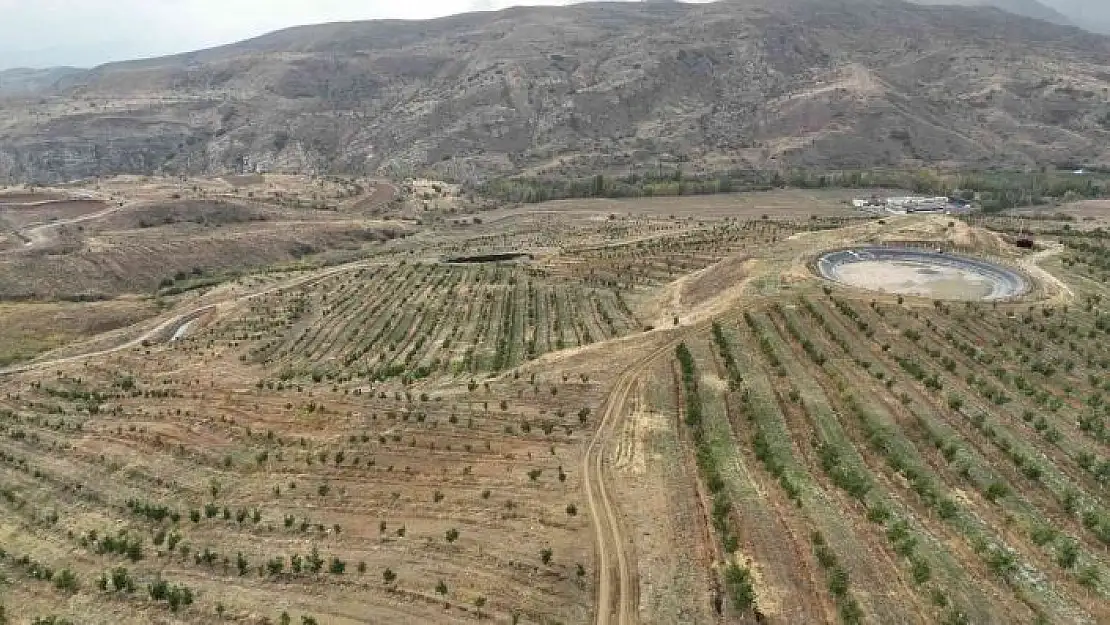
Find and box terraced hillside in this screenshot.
[645,293,1110,622]
[612,220,1110,625]
[0,180,1106,625]
[226,262,642,380]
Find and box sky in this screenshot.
[0,0,584,69]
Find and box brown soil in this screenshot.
[0,199,108,229]
[1,180,1097,625]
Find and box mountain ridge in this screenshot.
[3,0,1110,184]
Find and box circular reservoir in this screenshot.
[816,247,1028,300]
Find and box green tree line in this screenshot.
[478,167,1110,211]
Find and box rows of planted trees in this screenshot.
[560,217,858,291]
[0,338,605,623]
[654,236,1110,623]
[205,262,641,383]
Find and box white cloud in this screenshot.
[0,0,580,69]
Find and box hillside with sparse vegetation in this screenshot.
[3,0,1110,184]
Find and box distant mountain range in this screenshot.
[908,0,1073,27]
[909,0,1110,33]
[2,0,1110,184]
[0,67,84,97]
[1037,0,1110,33]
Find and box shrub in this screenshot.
[1055,538,1079,569]
[911,558,931,585]
[53,568,78,593]
[723,563,756,612]
[984,481,1009,502]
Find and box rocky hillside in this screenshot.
[2,0,1110,183]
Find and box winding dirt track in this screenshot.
[1019,241,1073,303]
[584,337,685,625]
[583,361,639,625]
[582,264,759,625]
[18,201,125,249]
[0,261,369,376]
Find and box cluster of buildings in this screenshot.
[852,195,972,215]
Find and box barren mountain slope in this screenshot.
[2,0,1110,183]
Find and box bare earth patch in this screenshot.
[833,260,997,299]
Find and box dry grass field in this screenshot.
[0,300,159,367]
[0,176,404,301]
[0,179,1108,625]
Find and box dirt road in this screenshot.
[584,359,641,625]
[15,200,124,249]
[1019,241,1073,303]
[573,254,763,625]
[584,334,691,625]
[0,260,369,376]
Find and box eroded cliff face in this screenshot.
[3,0,1110,184]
